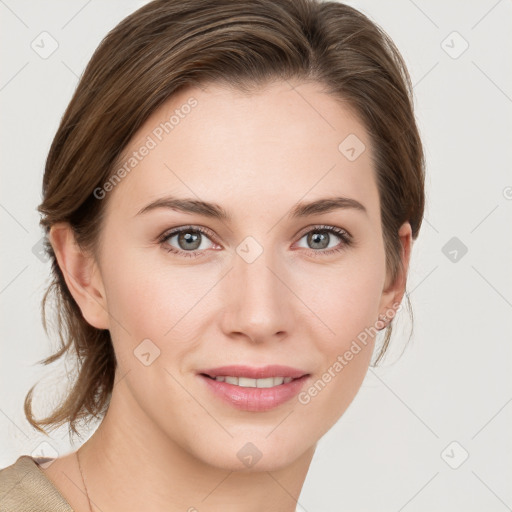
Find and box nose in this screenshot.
[219,243,295,344]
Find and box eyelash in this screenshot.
[157,224,353,258]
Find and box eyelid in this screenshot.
[158,223,353,257]
[157,224,217,243]
[295,223,352,240]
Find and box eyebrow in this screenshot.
[135,195,367,220]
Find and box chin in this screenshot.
[188,432,313,473]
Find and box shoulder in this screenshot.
[0,455,73,511]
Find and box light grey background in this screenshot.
[1,1,511,511]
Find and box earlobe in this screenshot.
[377,221,413,330]
[49,222,110,330]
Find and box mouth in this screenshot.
[196,365,311,411]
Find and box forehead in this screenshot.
[105,80,379,222]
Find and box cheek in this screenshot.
[313,271,380,378]
[297,341,374,439]
[101,242,196,328]
[100,250,215,364]
[306,251,386,348]
[295,250,384,426]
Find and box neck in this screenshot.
[78,380,315,512]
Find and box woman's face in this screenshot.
[78,80,408,471]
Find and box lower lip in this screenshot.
[198,374,310,412]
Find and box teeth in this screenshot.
[255,377,276,388]
[214,376,294,387]
[238,377,257,387]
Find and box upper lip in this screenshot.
[197,365,309,379]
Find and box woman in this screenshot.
[0,0,424,510]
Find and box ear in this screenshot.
[377,221,413,329]
[49,222,110,330]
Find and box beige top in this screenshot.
[0,455,73,511]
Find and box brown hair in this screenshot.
[25,0,425,436]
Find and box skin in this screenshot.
[42,79,412,512]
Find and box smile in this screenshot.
[196,364,311,411]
